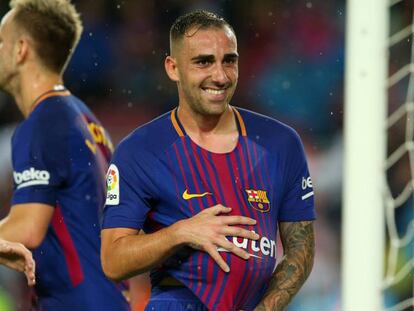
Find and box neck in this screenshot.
[12,66,62,118]
[177,104,236,135]
[177,104,239,154]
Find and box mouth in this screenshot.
[203,88,225,95]
[202,87,228,101]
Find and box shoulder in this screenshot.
[113,110,179,161]
[13,95,88,153]
[236,107,303,148]
[27,95,78,128]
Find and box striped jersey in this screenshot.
[103,107,315,310]
[11,89,129,310]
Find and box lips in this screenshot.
[204,88,225,95]
[202,87,227,101]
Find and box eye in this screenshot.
[196,59,211,66]
[224,58,237,65]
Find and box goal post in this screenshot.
[343,0,388,310]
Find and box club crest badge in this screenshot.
[245,189,270,212]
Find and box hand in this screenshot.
[175,204,259,272]
[0,239,36,286]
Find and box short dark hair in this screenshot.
[10,0,83,74]
[170,10,235,54]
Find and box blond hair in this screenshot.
[10,0,83,73]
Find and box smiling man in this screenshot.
[101,10,315,311]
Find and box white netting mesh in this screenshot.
[384,0,414,309]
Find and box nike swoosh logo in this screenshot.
[182,189,212,200]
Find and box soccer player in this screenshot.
[0,239,35,286]
[101,10,315,311]
[0,1,129,310]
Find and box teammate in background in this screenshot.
[0,1,129,310]
[101,10,315,311]
[0,239,35,286]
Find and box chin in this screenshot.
[202,103,228,116]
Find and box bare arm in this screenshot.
[0,203,53,286]
[101,204,259,281]
[0,203,54,249]
[0,239,36,286]
[101,225,184,281]
[254,221,315,311]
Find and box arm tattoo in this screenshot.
[254,221,315,311]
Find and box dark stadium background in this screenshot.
[0,1,345,310]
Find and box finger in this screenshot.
[221,215,257,226]
[221,227,260,240]
[25,267,36,286]
[0,243,13,255]
[205,245,230,272]
[7,242,23,255]
[14,244,36,285]
[24,257,36,286]
[216,239,250,260]
[26,272,36,286]
[10,243,32,262]
[208,205,232,216]
[22,249,34,267]
[23,253,35,275]
[30,259,36,286]
[0,242,9,253]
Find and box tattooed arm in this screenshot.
[254,221,315,311]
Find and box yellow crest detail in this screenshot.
[245,189,270,212]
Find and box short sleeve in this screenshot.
[102,139,154,230]
[278,131,316,222]
[11,111,68,206]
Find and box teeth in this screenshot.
[205,88,225,95]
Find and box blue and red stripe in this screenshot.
[51,206,84,286]
[165,107,279,310]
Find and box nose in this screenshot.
[211,63,229,85]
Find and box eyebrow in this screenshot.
[223,53,239,60]
[191,54,215,62]
[191,53,239,62]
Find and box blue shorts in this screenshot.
[145,286,207,311]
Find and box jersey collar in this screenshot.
[170,106,247,138]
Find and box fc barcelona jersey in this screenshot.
[103,107,315,311]
[11,88,129,310]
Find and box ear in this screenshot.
[164,56,179,82]
[14,37,29,65]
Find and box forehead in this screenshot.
[181,26,237,56]
[0,10,17,36]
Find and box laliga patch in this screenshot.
[106,164,119,205]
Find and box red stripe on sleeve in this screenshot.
[51,206,84,286]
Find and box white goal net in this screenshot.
[383,0,414,310]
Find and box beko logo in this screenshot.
[301,176,314,200]
[301,176,313,190]
[13,167,50,189]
